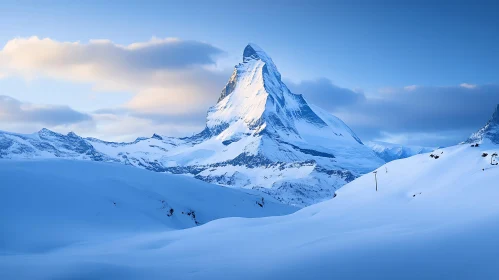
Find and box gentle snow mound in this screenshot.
[0,159,296,254]
[2,143,499,279]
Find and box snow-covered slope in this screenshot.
[465,104,499,144]
[367,141,434,162]
[0,159,296,254]
[0,44,383,206]
[2,142,499,280]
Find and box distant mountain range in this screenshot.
[367,141,435,162]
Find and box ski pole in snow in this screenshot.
[373,171,378,192]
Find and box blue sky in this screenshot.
[0,0,498,145]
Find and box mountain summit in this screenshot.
[0,44,383,206]
[466,104,499,144]
[204,43,363,147]
[185,43,383,205]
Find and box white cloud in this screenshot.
[460,83,477,89]
[0,36,238,141]
[0,94,206,142]
[286,78,365,111]
[404,85,418,91]
[0,95,92,126]
[0,36,228,117]
[89,112,204,142]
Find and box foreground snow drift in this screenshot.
[2,143,499,279]
[0,160,296,254]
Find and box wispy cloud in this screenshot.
[404,85,418,91]
[0,94,206,141]
[460,83,477,89]
[0,36,229,117]
[0,95,92,126]
[89,111,205,142]
[286,78,365,110]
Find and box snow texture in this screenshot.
[2,142,499,279]
[0,159,296,255]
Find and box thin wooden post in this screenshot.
[373,171,378,192]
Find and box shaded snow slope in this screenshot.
[367,141,434,162]
[0,44,384,206]
[0,160,296,254]
[2,143,499,279]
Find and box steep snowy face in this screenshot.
[206,44,348,142]
[466,104,499,144]
[207,44,297,139]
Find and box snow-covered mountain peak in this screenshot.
[243,43,270,62]
[208,43,344,143]
[151,133,163,140]
[181,44,382,205]
[207,43,298,139]
[37,128,81,140]
[37,127,56,136]
[242,43,280,77]
[466,104,499,144]
[67,131,79,138]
